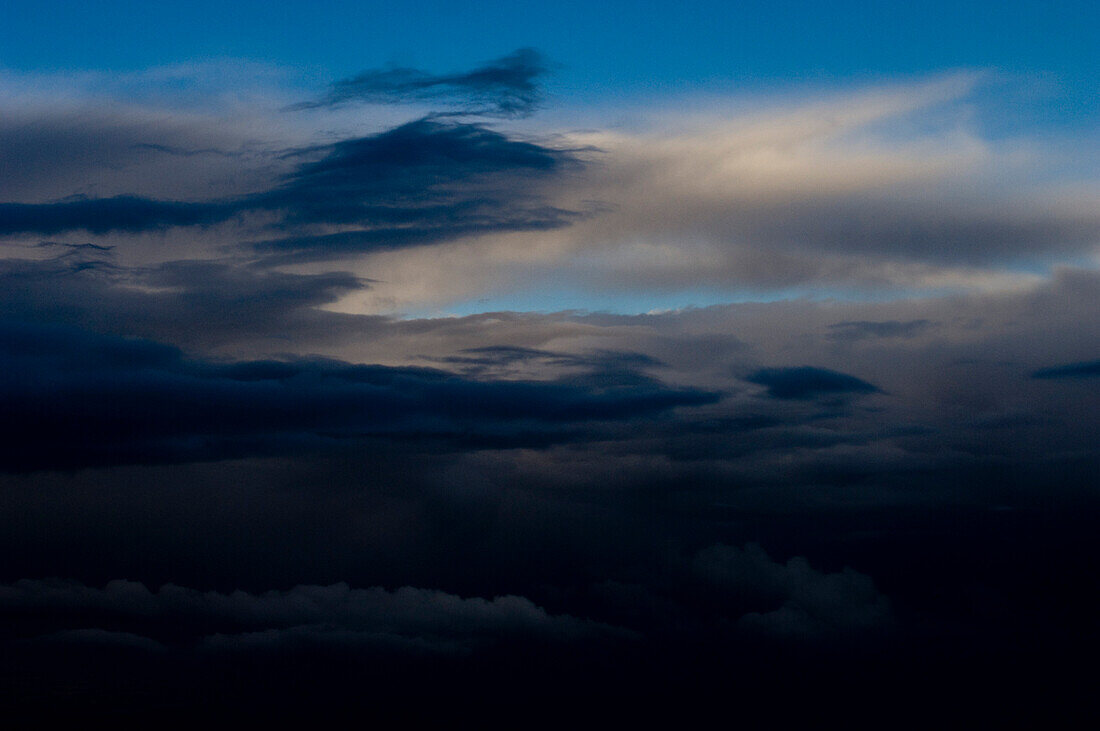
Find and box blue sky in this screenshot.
[3,1,1097,99]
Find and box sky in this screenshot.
[1,1,1098,724]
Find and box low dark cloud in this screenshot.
[1031,359,1100,379]
[289,48,548,118]
[0,579,625,655]
[0,119,578,260]
[250,119,578,260]
[0,321,718,471]
[745,366,880,400]
[0,195,236,236]
[692,543,893,640]
[0,254,372,353]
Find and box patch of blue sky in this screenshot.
[401,281,974,319]
[3,2,1096,105]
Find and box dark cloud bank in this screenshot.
[1,52,1099,726]
[0,320,717,471]
[0,116,578,264]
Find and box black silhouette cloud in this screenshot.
[0,196,236,236]
[0,321,718,471]
[1032,359,1100,379]
[0,119,577,260]
[289,48,548,118]
[745,366,880,400]
[0,579,626,655]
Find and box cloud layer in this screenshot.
[0,49,1098,722]
[290,48,548,118]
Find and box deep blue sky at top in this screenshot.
[2,1,1096,113]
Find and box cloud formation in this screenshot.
[0,117,578,261]
[0,320,718,471]
[745,367,880,400]
[290,48,548,118]
[1,50,1099,722]
[692,543,893,639]
[1032,359,1100,379]
[2,65,1097,310]
[0,578,625,654]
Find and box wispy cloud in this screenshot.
[288,48,548,118]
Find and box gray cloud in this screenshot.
[826,319,937,341]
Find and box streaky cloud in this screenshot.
[1032,359,1100,379]
[0,321,719,471]
[0,195,236,235]
[288,48,548,118]
[0,578,628,654]
[826,319,937,341]
[0,119,579,257]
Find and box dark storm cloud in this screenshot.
[249,119,578,260]
[0,321,718,471]
[691,543,893,639]
[745,366,880,400]
[0,119,578,256]
[262,119,565,224]
[0,254,372,352]
[0,195,237,235]
[1031,359,1100,379]
[289,48,548,118]
[0,541,889,655]
[0,578,626,655]
[567,541,893,643]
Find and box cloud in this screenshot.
[4,71,1098,309]
[0,254,374,355]
[426,346,662,381]
[826,319,937,341]
[249,119,579,261]
[290,48,548,118]
[0,578,627,655]
[1031,359,1100,379]
[28,628,166,652]
[0,195,237,235]
[0,118,578,259]
[0,104,277,204]
[0,320,719,471]
[691,543,893,639]
[387,75,1096,310]
[745,366,880,400]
